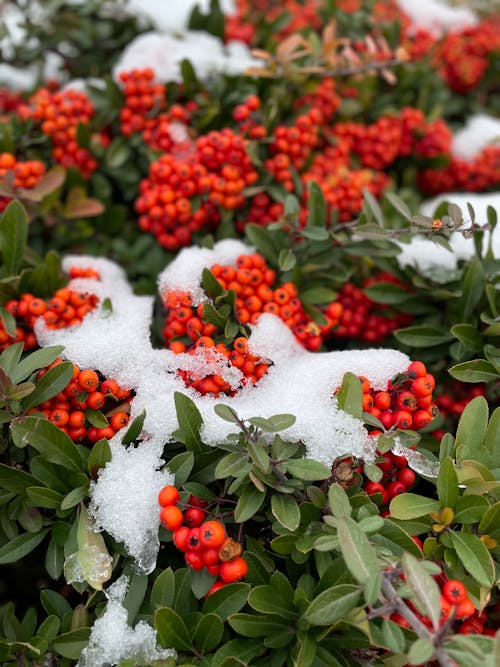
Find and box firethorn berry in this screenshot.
[386,480,406,499]
[442,580,468,605]
[109,412,130,431]
[199,521,226,549]
[205,580,226,597]
[78,369,99,392]
[219,556,248,583]
[186,527,202,552]
[158,485,180,508]
[172,526,190,552]
[202,548,221,567]
[365,481,389,506]
[159,505,184,531]
[184,507,206,528]
[397,468,416,488]
[454,598,475,620]
[185,551,204,570]
[206,564,220,577]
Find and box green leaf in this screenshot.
[453,495,489,524]
[394,325,454,348]
[10,345,65,384]
[449,359,499,383]
[151,568,175,610]
[121,409,146,445]
[21,362,74,410]
[248,586,296,620]
[0,464,37,494]
[234,484,265,522]
[335,372,362,419]
[450,324,483,351]
[479,502,500,541]
[84,409,108,429]
[215,451,249,479]
[386,192,412,221]
[60,486,88,510]
[271,493,300,531]
[295,630,316,667]
[336,517,379,584]
[41,589,72,619]
[300,287,337,305]
[0,200,27,274]
[437,457,458,509]
[201,267,224,297]
[87,438,112,476]
[455,396,489,462]
[278,248,296,272]
[52,628,91,660]
[285,459,330,481]
[459,257,484,321]
[0,306,16,338]
[167,451,194,486]
[201,582,250,623]
[308,181,327,227]
[402,552,441,628]
[328,483,351,518]
[193,613,223,652]
[484,407,500,467]
[191,567,216,599]
[228,613,292,639]
[0,342,23,376]
[450,531,495,588]
[0,527,50,564]
[407,638,434,666]
[214,403,241,423]
[389,493,440,520]
[174,392,205,453]
[381,619,405,654]
[11,416,83,473]
[26,486,63,509]
[363,282,409,305]
[155,607,192,651]
[304,584,362,625]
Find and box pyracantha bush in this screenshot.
[0,1,499,666]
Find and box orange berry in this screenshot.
[160,505,184,531]
[158,485,180,508]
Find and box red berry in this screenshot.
[219,556,248,583]
[159,505,183,531]
[184,507,206,527]
[158,485,180,507]
[397,468,416,488]
[199,520,226,549]
[442,580,467,605]
[173,526,190,552]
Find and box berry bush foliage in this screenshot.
[0,0,500,666]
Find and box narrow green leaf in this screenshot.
[21,362,74,411]
[0,464,37,494]
[193,613,223,652]
[395,325,454,348]
[304,584,361,625]
[174,392,205,453]
[336,517,379,584]
[11,416,83,473]
[234,484,265,522]
[151,568,175,610]
[271,493,300,531]
[0,200,27,274]
[389,493,440,520]
[455,396,489,462]
[202,583,249,621]
[10,345,65,384]
[328,483,351,518]
[155,607,192,651]
[450,531,495,588]
[436,457,458,509]
[26,486,63,509]
[0,527,50,564]
[449,359,499,383]
[335,372,362,419]
[52,628,91,660]
[402,553,441,628]
[121,409,146,445]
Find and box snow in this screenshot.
[452,114,500,161]
[125,0,236,32]
[396,0,478,36]
[35,246,411,569]
[397,191,500,280]
[113,30,260,83]
[77,576,176,667]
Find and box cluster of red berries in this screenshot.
[0,87,23,119]
[158,486,248,593]
[363,449,416,507]
[19,88,97,178]
[162,289,269,396]
[294,79,341,124]
[232,95,267,140]
[268,109,322,178]
[331,274,413,344]
[418,145,500,196]
[393,575,497,636]
[436,20,500,93]
[28,360,131,444]
[229,0,321,41]
[118,68,196,154]
[0,152,46,212]
[241,192,284,230]
[360,360,437,432]
[5,287,99,337]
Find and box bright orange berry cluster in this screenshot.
[19,88,97,177]
[118,68,165,136]
[268,109,322,181]
[232,95,267,140]
[159,487,248,593]
[0,152,46,211]
[28,360,131,445]
[294,79,341,123]
[360,360,437,432]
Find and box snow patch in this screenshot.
[452,114,500,161]
[396,0,478,36]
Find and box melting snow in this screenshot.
[396,0,477,36]
[35,244,411,570]
[77,576,175,667]
[452,114,500,161]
